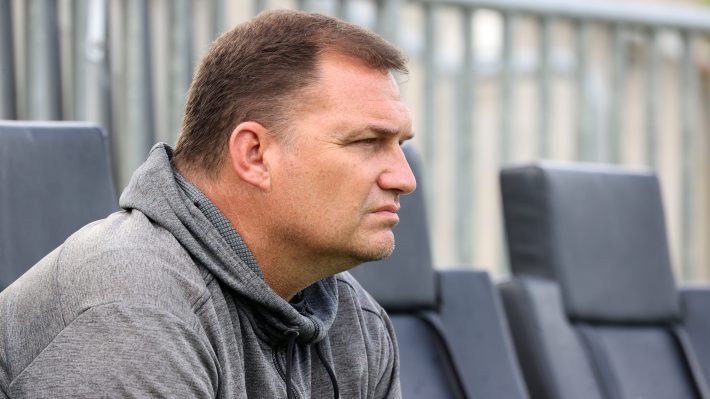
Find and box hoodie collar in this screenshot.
[119,143,338,345]
[172,169,264,279]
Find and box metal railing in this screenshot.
[404,0,710,280]
[1,0,709,280]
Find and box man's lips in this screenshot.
[370,204,401,223]
[372,204,400,214]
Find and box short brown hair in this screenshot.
[173,9,408,177]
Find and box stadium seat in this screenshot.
[350,145,529,399]
[0,121,117,291]
[500,162,710,399]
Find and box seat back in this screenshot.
[500,162,709,399]
[350,145,529,399]
[0,121,117,290]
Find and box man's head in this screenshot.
[173,9,408,178]
[262,51,416,266]
[173,10,416,298]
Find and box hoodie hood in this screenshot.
[119,143,338,345]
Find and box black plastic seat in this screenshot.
[0,121,117,291]
[499,162,710,399]
[350,145,529,399]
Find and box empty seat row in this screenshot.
[358,154,710,398]
[2,120,710,398]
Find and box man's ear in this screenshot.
[227,121,273,191]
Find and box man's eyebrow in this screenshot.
[369,126,399,137]
[345,125,415,140]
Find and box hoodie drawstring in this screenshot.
[316,342,340,399]
[283,330,340,399]
[285,330,299,399]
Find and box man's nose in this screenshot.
[378,146,417,195]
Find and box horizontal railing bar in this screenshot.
[414,0,710,32]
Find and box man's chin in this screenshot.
[359,245,394,262]
[350,236,395,262]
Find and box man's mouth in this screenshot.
[370,204,400,224]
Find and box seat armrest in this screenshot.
[499,277,602,399]
[438,269,529,399]
[680,285,710,385]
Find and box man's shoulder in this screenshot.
[3,210,210,326]
[61,210,210,314]
[0,210,214,391]
[329,271,399,395]
[334,271,388,323]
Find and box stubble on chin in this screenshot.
[350,236,396,263]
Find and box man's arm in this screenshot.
[374,308,401,399]
[7,303,218,398]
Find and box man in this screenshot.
[0,9,415,398]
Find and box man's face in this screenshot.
[266,53,416,270]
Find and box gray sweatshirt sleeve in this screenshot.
[7,303,218,398]
[375,308,401,399]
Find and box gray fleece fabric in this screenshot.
[0,144,401,398]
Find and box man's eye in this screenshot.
[355,138,378,145]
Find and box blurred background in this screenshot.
[1,0,709,282]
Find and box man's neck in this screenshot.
[180,167,356,301]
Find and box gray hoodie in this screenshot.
[0,144,400,398]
